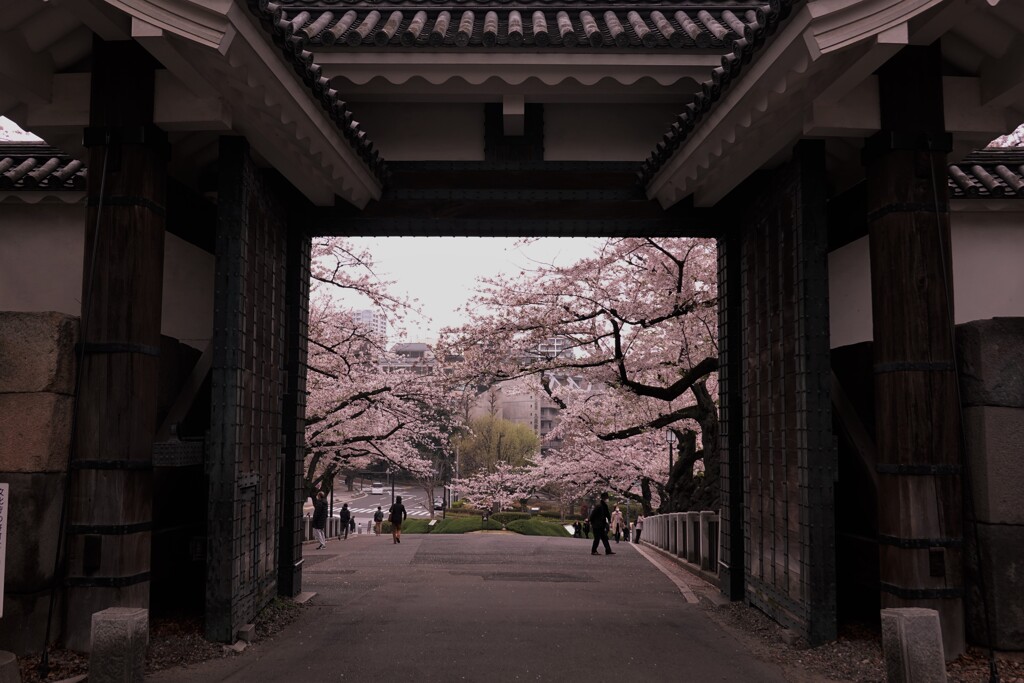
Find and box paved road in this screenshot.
[148,534,786,682]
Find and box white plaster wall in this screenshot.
[828,237,873,348]
[828,206,1024,349]
[161,236,214,349]
[0,200,214,350]
[951,208,1024,323]
[352,103,485,161]
[545,104,681,161]
[0,201,84,316]
[347,102,679,162]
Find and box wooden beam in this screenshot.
[830,371,879,493]
[155,342,212,441]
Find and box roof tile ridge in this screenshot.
[250,0,391,185]
[637,0,794,187]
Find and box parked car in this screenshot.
[433,497,444,510]
[370,482,384,495]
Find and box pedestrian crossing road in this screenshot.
[346,505,431,518]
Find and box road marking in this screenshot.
[632,543,699,604]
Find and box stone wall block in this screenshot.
[0,471,65,654]
[0,312,78,394]
[0,393,73,473]
[957,318,1024,408]
[963,406,1024,525]
[965,522,1024,650]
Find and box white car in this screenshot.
[370,482,384,495]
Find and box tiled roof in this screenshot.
[638,0,795,186]
[247,1,390,183]
[948,148,1024,199]
[0,143,86,190]
[261,1,771,50]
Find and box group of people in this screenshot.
[308,492,410,548]
[312,490,645,555]
[580,493,645,555]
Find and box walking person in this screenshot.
[339,503,351,539]
[610,505,625,543]
[389,495,407,544]
[311,492,328,549]
[373,506,384,536]
[635,513,645,543]
[589,492,614,555]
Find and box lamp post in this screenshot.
[666,429,677,473]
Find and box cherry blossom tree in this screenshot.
[439,237,719,514]
[303,238,462,500]
[455,462,536,512]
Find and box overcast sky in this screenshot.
[336,237,602,343]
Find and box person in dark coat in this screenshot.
[389,495,408,544]
[339,503,352,539]
[589,492,614,555]
[312,492,328,549]
[582,520,590,538]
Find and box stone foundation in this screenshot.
[0,312,78,654]
[958,318,1024,650]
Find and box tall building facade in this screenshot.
[353,308,387,344]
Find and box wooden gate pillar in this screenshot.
[64,38,166,651]
[717,230,744,601]
[866,43,964,658]
[279,211,311,598]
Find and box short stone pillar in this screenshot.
[90,607,149,683]
[675,513,687,559]
[667,515,677,554]
[880,608,947,683]
[685,512,700,563]
[0,651,22,683]
[699,511,717,571]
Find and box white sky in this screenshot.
[336,237,602,343]
[0,116,42,141]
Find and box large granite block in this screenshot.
[0,586,63,655]
[966,522,1024,651]
[964,406,1024,525]
[957,318,1024,408]
[0,472,63,593]
[0,393,73,473]
[0,312,77,394]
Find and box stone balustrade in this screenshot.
[640,510,720,577]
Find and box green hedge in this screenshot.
[491,512,531,525]
[506,519,572,537]
[379,513,571,537]
[430,517,504,534]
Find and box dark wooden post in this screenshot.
[717,230,744,601]
[866,43,964,658]
[64,38,166,651]
[279,222,310,597]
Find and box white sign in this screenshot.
[0,483,7,618]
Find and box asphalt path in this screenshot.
[148,534,786,682]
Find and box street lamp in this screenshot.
[666,429,677,472]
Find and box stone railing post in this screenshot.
[881,608,947,682]
[90,607,148,683]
